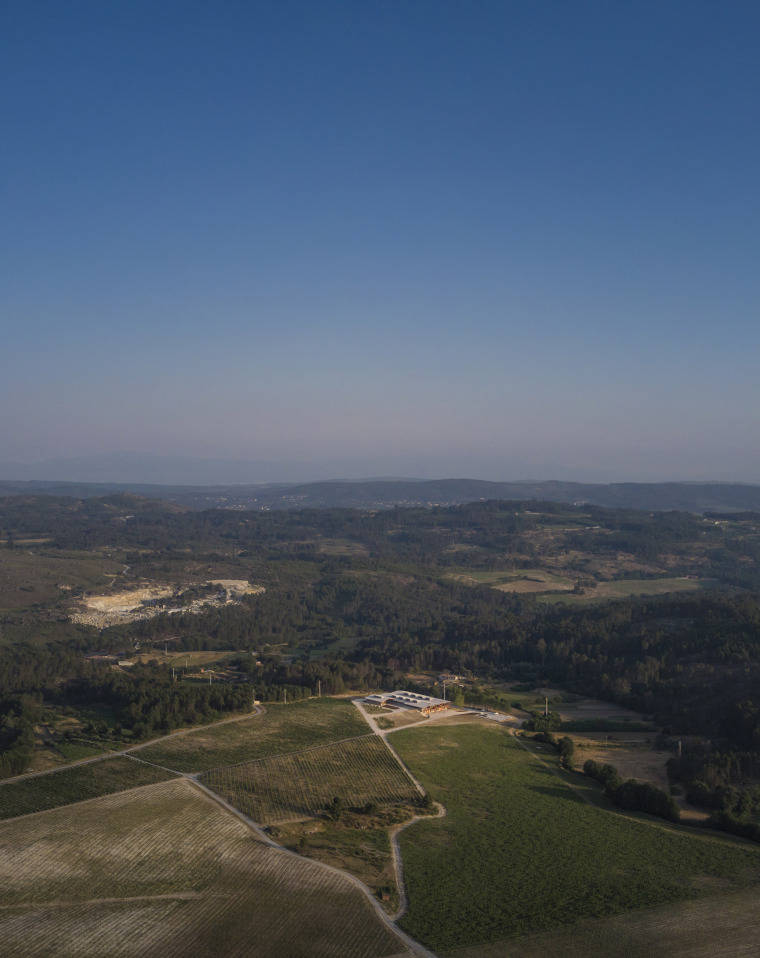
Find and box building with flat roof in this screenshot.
[364,690,451,715]
[364,692,391,707]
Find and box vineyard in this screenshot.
[0,778,412,957]
[134,698,368,772]
[0,756,177,819]
[202,735,419,824]
[393,723,760,953]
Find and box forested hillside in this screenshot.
[2,493,760,830]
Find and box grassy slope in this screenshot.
[393,724,760,954]
[135,698,369,772]
[0,756,177,819]
[0,779,407,958]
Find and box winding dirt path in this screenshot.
[352,699,450,923]
[388,802,446,921]
[188,778,437,958]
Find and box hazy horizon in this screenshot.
[3,2,759,482]
[2,450,760,488]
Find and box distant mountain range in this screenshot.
[1,477,760,514]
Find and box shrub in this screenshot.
[707,811,760,843]
[558,737,575,767]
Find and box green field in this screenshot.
[444,568,573,593]
[542,576,708,604]
[393,724,760,953]
[451,888,760,957]
[0,756,177,819]
[444,568,709,603]
[0,778,410,957]
[135,698,369,772]
[202,735,418,824]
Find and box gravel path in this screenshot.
[189,777,437,958]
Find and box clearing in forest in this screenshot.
[134,697,369,772]
[0,756,177,820]
[540,576,707,604]
[444,568,708,602]
[444,568,574,593]
[201,735,419,824]
[0,778,412,958]
[392,723,760,954]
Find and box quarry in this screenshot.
[70,579,265,628]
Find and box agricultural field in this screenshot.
[393,723,760,954]
[135,698,369,772]
[202,735,418,824]
[485,683,654,729]
[132,648,240,667]
[566,732,670,791]
[0,778,411,957]
[0,756,177,819]
[454,888,760,957]
[444,568,574,593]
[443,567,710,603]
[542,576,708,604]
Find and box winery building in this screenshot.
[364,690,451,715]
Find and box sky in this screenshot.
[2,0,759,483]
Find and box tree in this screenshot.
[559,736,575,767]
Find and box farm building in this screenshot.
[364,690,451,715]
[364,693,391,707]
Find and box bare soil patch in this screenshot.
[71,579,264,627]
[568,733,669,790]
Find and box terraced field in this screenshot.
[202,735,418,824]
[0,778,412,957]
[0,756,177,819]
[135,697,368,772]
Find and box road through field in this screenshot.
[189,777,436,958]
[353,702,426,796]
[387,802,446,921]
[352,699,451,923]
[0,705,265,786]
[1,696,442,956]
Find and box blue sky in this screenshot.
[2,1,759,482]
